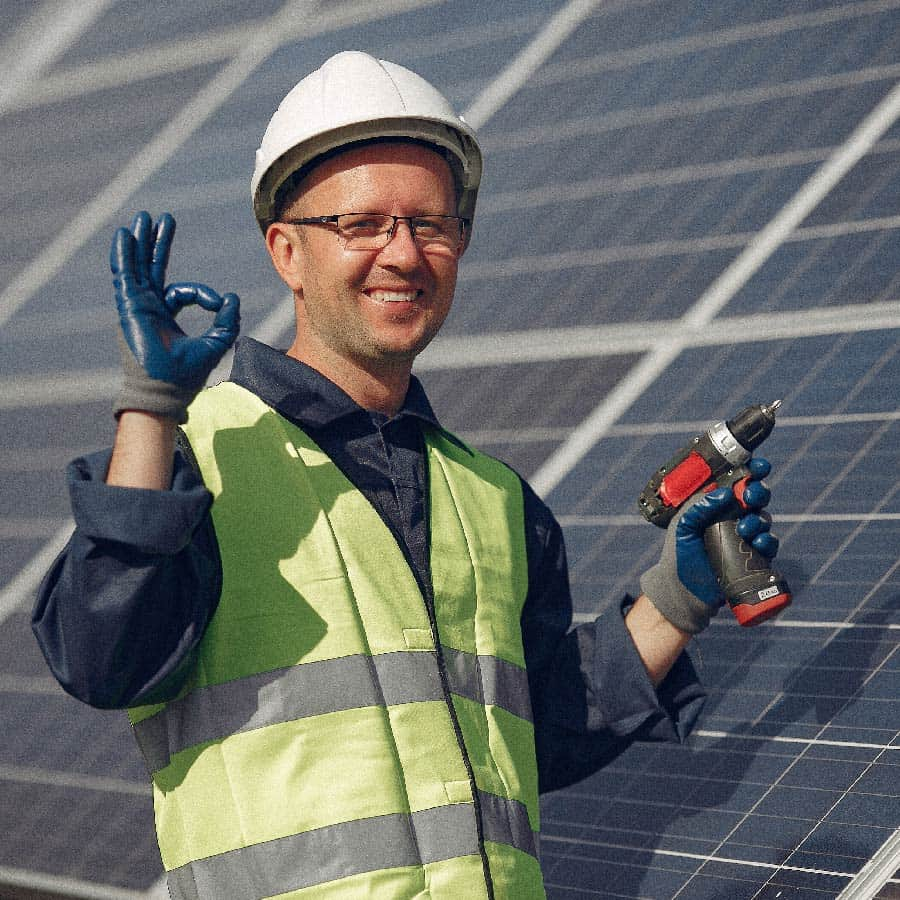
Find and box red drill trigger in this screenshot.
[732,475,752,510]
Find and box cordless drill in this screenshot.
[638,402,791,626]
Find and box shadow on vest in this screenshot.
[190,411,337,697]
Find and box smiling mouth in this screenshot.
[366,289,422,303]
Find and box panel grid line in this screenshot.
[5,0,445,112]
[3,2,898,896]
[486,62,900,152]
[0,0,319,332]
[5,298,897,409]
[676,638,900,898]
[533,0,900,85]
[530,80,900,498]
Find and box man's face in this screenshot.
[274,141,463,375]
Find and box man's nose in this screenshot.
[378,218,423,266]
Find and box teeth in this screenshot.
[369,290,418,303]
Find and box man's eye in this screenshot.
[411,219,443,239]
[341,216,388,235]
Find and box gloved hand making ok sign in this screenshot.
[640,457,780,634]
[111,211,240,423]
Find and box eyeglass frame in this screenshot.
[280,213,470,254]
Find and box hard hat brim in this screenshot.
[253,118,482,234]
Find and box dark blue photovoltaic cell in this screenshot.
[0,1,898,896]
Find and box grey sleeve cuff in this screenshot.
[114,377,194,424]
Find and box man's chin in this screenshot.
[368,326,441,364]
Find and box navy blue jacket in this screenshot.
[33,338,705,793]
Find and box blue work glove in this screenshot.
[111,211,240,423]
[640,457,778,634]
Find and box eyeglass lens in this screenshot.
[337,214,462,250]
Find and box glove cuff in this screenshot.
[115,334,196,424]
[640,564,718,635]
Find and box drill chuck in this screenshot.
[725,399,781,453]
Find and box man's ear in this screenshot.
[265,222,304,291]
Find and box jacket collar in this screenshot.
[228,337,442,433]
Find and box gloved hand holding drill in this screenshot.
[639,401,790,633]
[640,458,780,634]
[111,211,241,423]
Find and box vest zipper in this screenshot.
[410,451,491,897]
[421,578,496,900]
[380,422,496,897]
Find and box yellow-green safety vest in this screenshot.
[128,382,545,899]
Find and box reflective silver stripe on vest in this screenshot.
[135,648,531,774]
[165,793,535,900]
[477,790,536,858]
[134,651,444,773]
[442,646,533,724]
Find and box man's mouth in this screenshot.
[366,289,422,303]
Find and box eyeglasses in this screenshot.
[282,213,469,254]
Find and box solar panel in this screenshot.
[0,1,897,897]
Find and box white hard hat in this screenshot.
[251,51,483,233]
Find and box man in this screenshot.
[33,52,779,899]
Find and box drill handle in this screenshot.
[703,517,791,626]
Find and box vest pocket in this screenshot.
[404,627,435,650]
[444,779,473,804]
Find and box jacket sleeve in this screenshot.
[31,442,221,709]
[519,480,706,794]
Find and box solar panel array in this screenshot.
[1,1,898,897]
